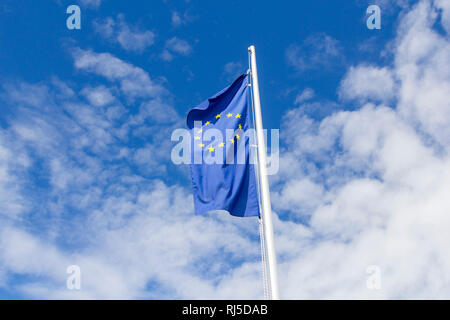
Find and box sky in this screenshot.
[0,0,449,299]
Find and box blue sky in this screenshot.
[1,0,450,299]
[0,0,398,127]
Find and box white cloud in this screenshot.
[0,178,263,298]
[273,178,325,218]
[1,0,450,300]
[81,85,115,107]
[171,11,183,27]
[274,0,450,298]
[92,17,114,38]
[2,82,52,108]
[73,48,165,99]
[161,37,192,61]
[370,0,414,11]
[339,66,396,103]
[93,15,155,53]
[0,49,262,299]
[393,0,450,148]
[166,38,192,55]
[79,0,102,9]
[435,0,450,33]
[286,33,342,73]
[223,61,244,81]
[294,88,315,105]
[0,134,29,220]
[171,10,196,28]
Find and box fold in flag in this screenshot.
[186,74,260,217]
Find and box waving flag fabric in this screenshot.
[186,74,260,217]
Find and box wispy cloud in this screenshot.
[171,11,183,27]
[73,48,165,99]
[79,0,102,9]
[1,0,450,300]
[294,88,315,105]
[93,15,155,53]
[171,10,196,28]
[0,48,263,298]
[223,61,244,81]
[81,85,115,107]
[160,37,193,61]
[286,33,343,73]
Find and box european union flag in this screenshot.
[187,74,260,217]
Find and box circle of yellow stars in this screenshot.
[194,113,243,152]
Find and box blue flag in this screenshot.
[187,74,260,217]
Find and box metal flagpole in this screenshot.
[248,45,280,300]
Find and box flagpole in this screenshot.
[248,45,280,300]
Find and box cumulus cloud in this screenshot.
[0,48,262,299]
[436,0,450,33]
[339,66,396,103]
[1,0,450,300]
[273,0,450,298]
[93,15,155,53]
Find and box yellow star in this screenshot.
[236,114,241,119]
[215,114,221,119]
[236,134,240,140]
[227,113,233,118]
[208,146,214,152]
[198,129,203,134]
[230,138,235,144]
[238,124,242,129]
[205,121,210,125]
[199,144,205,147]
[194,136,200,140]
[219,142,225,147]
